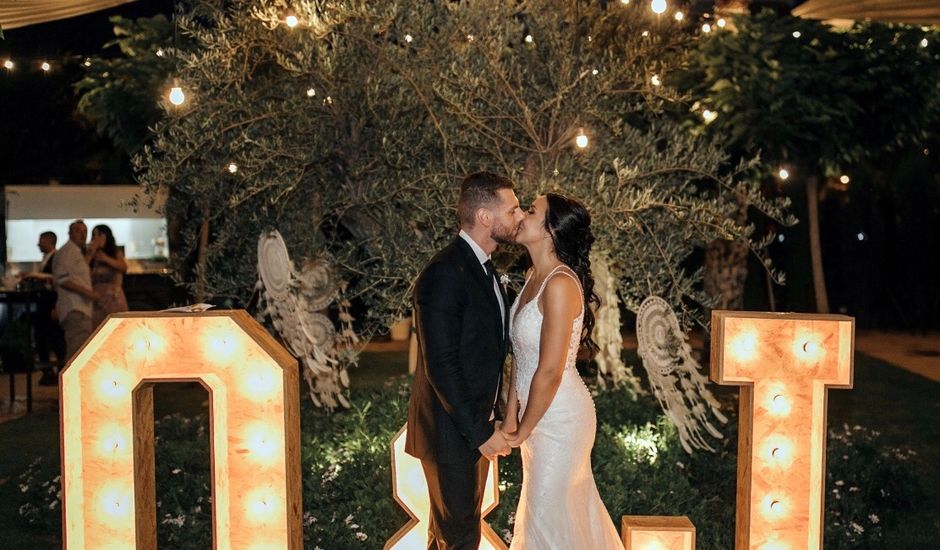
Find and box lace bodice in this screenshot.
[510,266,583,404]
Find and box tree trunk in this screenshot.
[704,189,749,310]
[806,176,829,313]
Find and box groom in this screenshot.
[406,171,524,549]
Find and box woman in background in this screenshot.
[87,224,129,327]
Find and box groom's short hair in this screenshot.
[457,171,514,228]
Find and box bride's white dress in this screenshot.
[508,266,623,549]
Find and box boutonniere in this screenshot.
[499,273,510,287]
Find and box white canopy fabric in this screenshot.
[793,0,940,26]
[0,0,135,30]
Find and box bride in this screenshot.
[502,193,623,549]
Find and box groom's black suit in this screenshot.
[406,236,509,549]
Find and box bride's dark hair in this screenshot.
[544,193,600,357]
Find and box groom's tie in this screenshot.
[483,260,505,332]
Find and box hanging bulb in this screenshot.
[778,168,789,180]
[651,0,667,15]
[717,18,727,28]
[575,129,589,149]
[3,59,13,70]
[168,80,186,106]
[285,9,299,29]
[41,61,51,72]
[674,12,684,21]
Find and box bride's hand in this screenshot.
[504,427,530,448]
[501,415,518,436]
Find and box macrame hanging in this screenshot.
[255,230,356,409]
[590,250,643,396]
[636,296,727,453]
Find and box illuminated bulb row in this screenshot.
[1,60,52,71]
[729,329,825,364]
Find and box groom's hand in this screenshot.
[478,430,510,458]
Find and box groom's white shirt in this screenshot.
[459,230,505,329]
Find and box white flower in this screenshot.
[500,273,510,286]
[355,532,368,541]
[850,521,865,534]
[869,513,880,524]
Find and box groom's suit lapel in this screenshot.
[454,238,505,344]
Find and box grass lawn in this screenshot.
[0,351,935,547]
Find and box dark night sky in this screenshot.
[1,1,175,186]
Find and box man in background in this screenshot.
[52,221,97,362]
[28,232,67,384]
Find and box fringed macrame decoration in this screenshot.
[636,296,727,452]
[591,250,643,396]
[255,230,356,409]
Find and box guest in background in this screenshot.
[87,224,129,327]
[20,231,67,384]
[53,221,97,361]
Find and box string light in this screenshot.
[674,12,684,21]
[3,59,13,70]
[650,74,662,86]
[285,14,299,28]
[168,84,186,106]
[702,109,717,123]
[857,232,866,241]
[839,174,850,184]
[228,163,238,174]
[792,31,802,38]
[404,34,413,43]
[777,234,785,243]
[920,38,929,48]
[650,0,667,15]
[641,30,650,37]
[778,168,789,180]
[717,18,727,28]
[306,87,316,97]
[575,129,589,149]
[524,34,533,43]
[83,58,92,67]
[592,68,599,75]
[41,61,51,72]
[621,0,630,4]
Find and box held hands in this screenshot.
[478,428,511,459]
[503,426,531,448]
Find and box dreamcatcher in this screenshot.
[636,296,727,453]
[255,230,356,409]
[591,250,643,396]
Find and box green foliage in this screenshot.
[132,0,790,334]
[17,377,922,549]
[679,10,940,173]
[75,15,177,157]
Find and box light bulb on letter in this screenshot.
[729,329,758,362]
[768,393,791,416]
